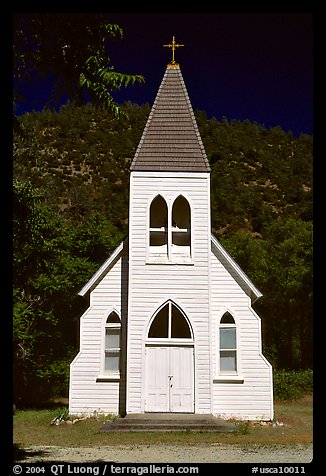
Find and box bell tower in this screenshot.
[126,39,213,414]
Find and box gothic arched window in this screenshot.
[104,311,121,373]
[149,195,168,253]
[148,301,192,339]
[219,312,237,373]
[172,195,191,256]
[149,194,191,260]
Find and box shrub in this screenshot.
[273,369,313,401]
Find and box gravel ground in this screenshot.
[23,443,313,463]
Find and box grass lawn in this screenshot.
[13,395,312,448]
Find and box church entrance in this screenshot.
[145,301,195,413]
[145,345,194,412]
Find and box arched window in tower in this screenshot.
[149,195,168,256]
[219,312,237,374]
[104,311,121,373]
[172,195,191,257]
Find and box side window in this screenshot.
[172,195,191,257]
[149,195,168,255]
[219,312,237,374]
[104,311,121,373]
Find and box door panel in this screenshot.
[145,346,194,412]
[146,347,169,412]
[170,347,194,412]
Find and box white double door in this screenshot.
[145,346,194,413]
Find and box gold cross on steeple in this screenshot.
[163,36,184,67]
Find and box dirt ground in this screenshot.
[22,443,313,463]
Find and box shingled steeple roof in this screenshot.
[130,65,211,172]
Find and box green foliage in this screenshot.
[221,218,313,370]
[273,369,313,401]
[258,218,313,369]
[13,13,144,118]
[36,352,76,398]
[79,59,144,118]
[13,178,122,405]
[69,211,124,264]
[235,421,251,435]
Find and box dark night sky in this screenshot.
[110,12,313,137]
[16,12,313,137]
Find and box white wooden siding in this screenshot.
[127,171,212,414]
[210,250,273,420]
[69,253,128,416]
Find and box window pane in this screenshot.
[105,352,120,372]
[150,230,168,247]
[172,231,191,247]
[171,305,191,338]
[105,328,120,349]
[220,328,236,349]
[220,351,237,372]
[220,312,235,324]
[148,305,169,338]
[172,196,190,229]
[107,312,120,324]
[150,195,168,228]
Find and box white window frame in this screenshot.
[149,194,168,257]
[148,194,193,264]
[214,311,244,384]
[103,311,121,378]
[219,312,237,375]
[146,301,194,344]
[171,195,191,259]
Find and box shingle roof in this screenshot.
[130,65,211,172]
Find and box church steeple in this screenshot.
[130,63,210,173]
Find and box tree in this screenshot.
[13,179,62,403]
[13,180,123,404]
[219,217,313,370]
[258,218,313,369]
[13,13,144,118]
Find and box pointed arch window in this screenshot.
[148,194,191,261]
[172,195,191,257]
[104,311,121,373]
[148,301,192,339]
[219,312,237,374]
[149,195,168,254]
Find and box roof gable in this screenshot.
[130,65,210,172]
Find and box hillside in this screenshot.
[13,102,312,237]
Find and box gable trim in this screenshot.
[78,239,126,297]
[211,234,263,303]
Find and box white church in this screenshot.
[69,41,273,421]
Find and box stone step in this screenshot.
[102,413,236,432]
[102,424,232,432]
